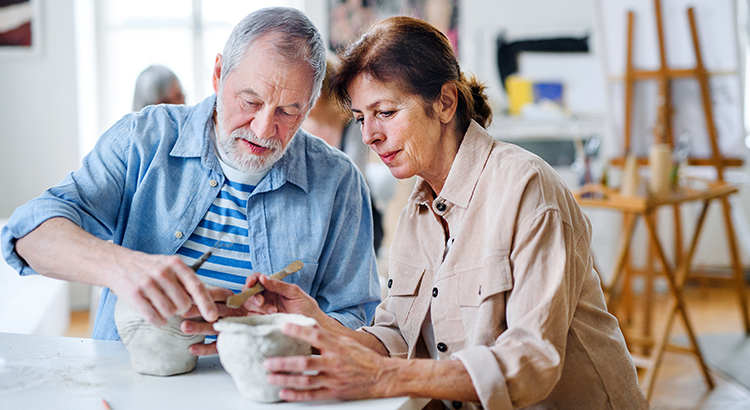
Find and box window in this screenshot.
[91,0,304,153]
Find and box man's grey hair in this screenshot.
[132,64,181,111]
[220,7,326,111]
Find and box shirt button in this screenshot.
[387,279,393,288]
[452,402,463,409]
[435,202,446,212]
[209,179,218,187]
[175,231,184,239]
[437,342,447,352]
[432,287,438,298]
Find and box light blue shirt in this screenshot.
[1,95,381,340]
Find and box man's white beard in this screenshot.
[215,98,290,173]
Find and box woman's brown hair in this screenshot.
[330,16,492,133]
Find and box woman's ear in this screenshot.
[435,82,458,124]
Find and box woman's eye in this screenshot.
[355,116,364,124]
[379,110,395,118]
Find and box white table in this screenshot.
[0,333,429,410]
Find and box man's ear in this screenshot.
[212,54,223,94]
[435,82,458,124]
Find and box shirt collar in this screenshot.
[170,94,217,159]
[259,127,310,194]
[409,120,494,209]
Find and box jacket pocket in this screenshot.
[387,259,426,297]
[458,255,513,307]
[386,259,427,338]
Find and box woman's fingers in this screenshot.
[189,340,218,356]
[280,322,329,348]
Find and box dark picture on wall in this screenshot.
[0,0,39,55]
[329,0,458,53]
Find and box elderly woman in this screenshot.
[239,16,649,409]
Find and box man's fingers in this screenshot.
[175,263,219,322]
[139,281,178,322]
[132,297,167,327]
[154,258,193,315]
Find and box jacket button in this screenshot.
[432,287,438,298]
[387,279,393,288]
[435,202,446,212]
[175,231,184,239]
[437,342,447,352]
[209,179,218,187]
[452,401,463,409]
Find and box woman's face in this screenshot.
[348,74,455,185]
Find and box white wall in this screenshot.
[0,0,90,313]
[0,0,80,218]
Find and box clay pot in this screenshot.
[114,298,204,376]
[214,313,316,402]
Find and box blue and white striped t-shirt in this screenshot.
[175,155,268,293]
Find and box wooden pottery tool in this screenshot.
[226,261,304,308]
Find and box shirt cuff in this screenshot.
[327,310,365,331]
[358,326,409,358]
[453,345,513,410]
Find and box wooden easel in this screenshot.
[608,0,750,399]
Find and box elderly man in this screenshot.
[1,7,380,347]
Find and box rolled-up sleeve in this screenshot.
[359,299,409,358]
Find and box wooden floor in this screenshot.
[66,282,750,409]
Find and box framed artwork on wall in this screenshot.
[328,0,459,53]
[0,0,41,57]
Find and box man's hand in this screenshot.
[107,252,219,327]
[13,217,220,327]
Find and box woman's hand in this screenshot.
[242,273,329,326]
[264,323,395,401]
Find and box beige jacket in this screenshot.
[362,122,648,409]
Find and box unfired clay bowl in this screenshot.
[214,313,317,402]
[114,298,205,376]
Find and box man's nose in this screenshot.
[251,108,276,139]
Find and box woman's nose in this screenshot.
[361,118,382,145]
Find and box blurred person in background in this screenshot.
[132,64,186,111]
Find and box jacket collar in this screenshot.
[409,120,494,209]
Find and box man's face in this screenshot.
[213,37,314,173]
